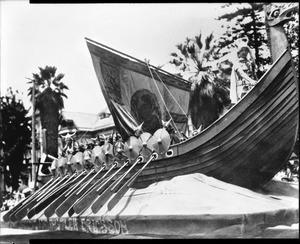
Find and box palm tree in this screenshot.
[170,32,230,131]
[170,32,218,80]
[27,66,68,174]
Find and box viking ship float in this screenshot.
[2,3,298,238]
[82,3,299,190]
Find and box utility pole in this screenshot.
[31,80,37,192]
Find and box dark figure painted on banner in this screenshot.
[131,89,162,135]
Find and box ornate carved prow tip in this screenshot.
[265,4,299,27]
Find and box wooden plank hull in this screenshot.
[136,49,298,189]
[87,43,298,190]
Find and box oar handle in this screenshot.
[56,166,101,218]
[128,153,157,186]
[110,156,143,192]
[12,175,67,221]
[96,160,130,192]
[107,153,157,211]
[79,161,118,195]
[72,162,122,214]
[64,169,94,198]
[75,163,107,195]
[35,175,69,202]
[36,172,80,203]
[89,159,137,214]
[48,173,76,193]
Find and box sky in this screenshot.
[1,1,230,114]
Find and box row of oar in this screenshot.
[3,128,170,222]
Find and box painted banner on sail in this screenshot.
[87,40,191,140]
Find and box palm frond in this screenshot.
[205,33,214,50]
[170,52,178,57]
[195,33,203,50]
[59,83,69,90]
[45,66,57,78]
[177,43,190,59]
[60,93,68,99]
[55,73,65,81]
[187,42,196,55]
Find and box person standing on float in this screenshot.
[230,37,258,104]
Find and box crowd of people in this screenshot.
[1,178,32,212]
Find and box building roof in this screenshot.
[61,110,115,132]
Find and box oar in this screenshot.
[43,168,95,218]
[90,156,144,214]
[107,153,158,211]
[27,170,84,218]
[55,158,107,218]
[34,173,77,203]
[10,176,68,221]
[26,172,82,219]
[105,128,170,212]
[2,177,56,222]
[88,135,152,212]
[10,175,69,222]
[63,160,115,217]
[66,163,115,217]
[73,160,129,215]
[55,164,106,217]
[25,174,76,220]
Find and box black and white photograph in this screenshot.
[0,1,299,241]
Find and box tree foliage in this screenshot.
[169,32,231,130]
[169,32,219,81]
[216,3,270,79]
[216,3,299,78]
[0,88,31,191]
[168,3,298,130]
[27,66,68,173]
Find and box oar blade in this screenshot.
[107,183,131,212]
[107,153,157,212]
[91,156,143,214]
[72,162,119,214]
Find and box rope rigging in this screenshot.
[145,61,197,134]
[152,68,197,132]
[145,61,180,136]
